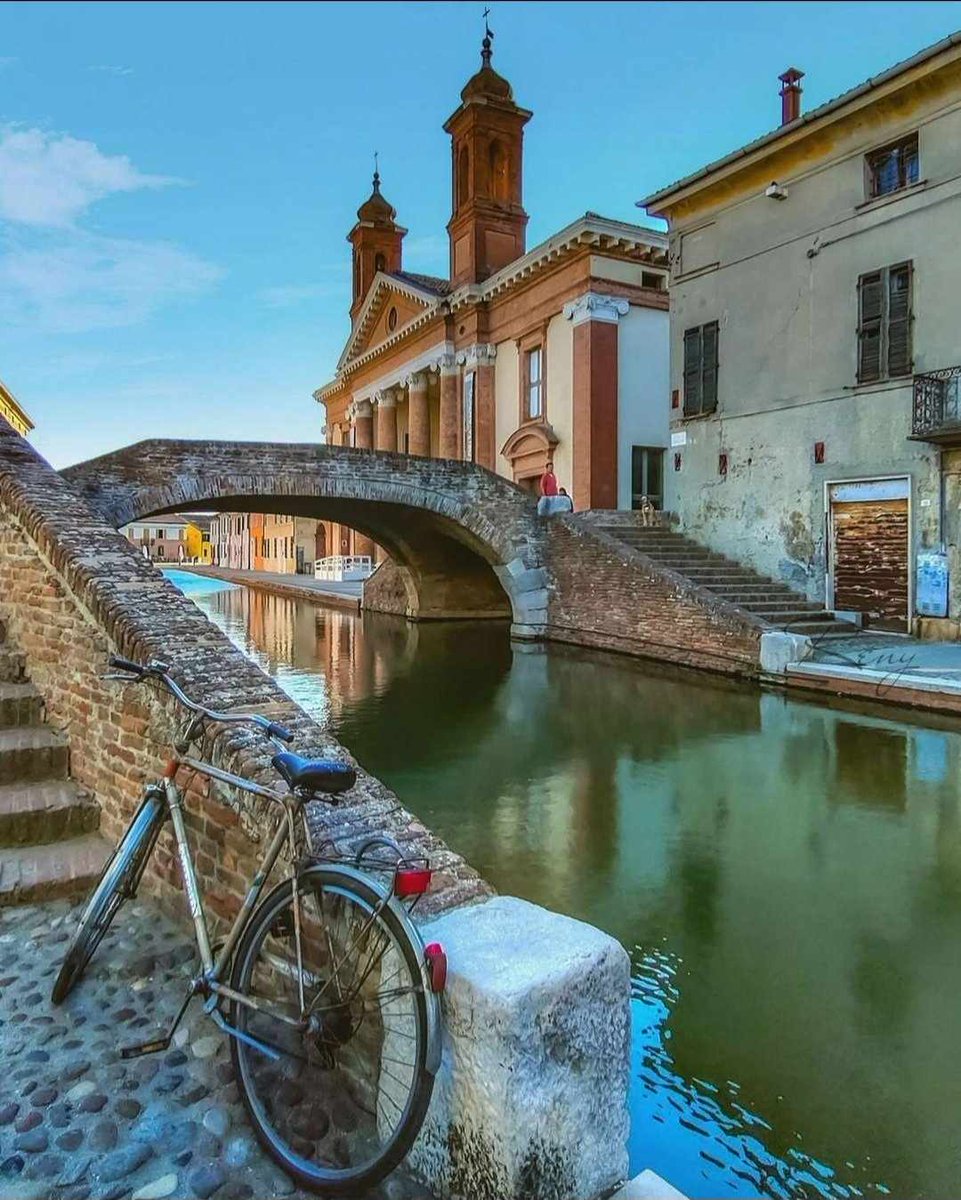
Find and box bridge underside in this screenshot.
[154,495,512,621]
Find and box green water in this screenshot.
[167,570,961,1200]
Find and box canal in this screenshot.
[166,569,961,1200]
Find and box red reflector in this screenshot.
[394,867,431,898]
[424,942,447,993]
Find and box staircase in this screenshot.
[592,523,855,637]
[0,619,110,905]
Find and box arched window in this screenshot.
[374,252,386,274]
[352,250,360,296]
[489,140,509,203]
[457,145,470,208]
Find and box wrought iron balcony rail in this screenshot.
[912,366,961,440]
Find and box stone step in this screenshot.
[642,554,728,567]
[0,648,26,684]
[0,682,44,728]
[0,727,69,783]
[0,834,111,906]
[682,570,772,584]
[775,618,850,634]
[746,608,833,622]
[0,781,100,847]
[737,600,827,615]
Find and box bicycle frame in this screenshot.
[161,754,310,1037]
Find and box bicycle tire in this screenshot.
[229,865,433,1196]
[51,787,166,1004]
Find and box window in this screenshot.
[682,322,719,416]
[463,372,475,462]
[641,271,664,291]
[857,263,913,383]
[374,253,386,274]
[866,134,919,199]
[457,146,469,208]
[525,347,543,419]
[387,306,398,332]
[631,447,664,510]
[489,140,509,203]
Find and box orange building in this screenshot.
[314,28,670,558]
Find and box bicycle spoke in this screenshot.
[231,874,430,1189]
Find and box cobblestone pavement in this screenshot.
[0,900,430,1200]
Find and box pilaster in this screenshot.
[406,371,430,457]
[564,294,628,510]
[438,355,460,460]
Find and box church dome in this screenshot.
[357,171,396,224]
[460,27,513,102]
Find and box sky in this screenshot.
[2,1,960,468]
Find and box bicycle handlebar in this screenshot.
[107,655,295,743]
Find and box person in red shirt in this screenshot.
[540,461,558,497]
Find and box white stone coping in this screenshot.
[789,660,961,696]
[610,1170,689,1200]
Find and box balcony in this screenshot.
[911,366,961,442]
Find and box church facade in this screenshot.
[314,31,669,558]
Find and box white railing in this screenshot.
[314,554,374,582]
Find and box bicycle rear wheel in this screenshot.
[51,787,165,1004]
[229,865,433,1195]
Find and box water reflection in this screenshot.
[170,571,961,1200]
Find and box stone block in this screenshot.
[759,630,812,675]
[410,895,631,1200]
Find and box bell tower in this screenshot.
[444,20,531,289]
[347,162,406,327]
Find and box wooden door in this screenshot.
[831,499,909,630]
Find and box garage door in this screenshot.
[831,498,909,631]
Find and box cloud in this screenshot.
[0,231,223,333]
[259,283,335,309]
[0,125,176,227]
[88,65,134,77]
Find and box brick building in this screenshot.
[313,27,670,559]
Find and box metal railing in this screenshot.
[912,366,961,438]
[314,554,374,582]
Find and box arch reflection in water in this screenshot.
[168,569,961,1200]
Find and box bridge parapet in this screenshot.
[2,419,630,1199]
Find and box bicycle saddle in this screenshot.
[271,752,357,796]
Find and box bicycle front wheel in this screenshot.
[229,865,433,1195]
[51,787,165,1004]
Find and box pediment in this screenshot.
[338,273,444,370]
[500,421,559,461]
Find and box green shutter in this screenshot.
[887,264,912,377]
[702,322,719,413]
[683,327,702,415]
[858,271,884,382]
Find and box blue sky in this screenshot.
[2,1,959,467]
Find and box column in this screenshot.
[407,371,430,457]
[438,355,460,459]
[374,388,398,453]
[351,398,373,450]
[565,293,628,511]
[348,399,375,558]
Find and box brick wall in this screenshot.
[0,419,490,926]
[542,517,763,676]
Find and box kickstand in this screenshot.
[119,984,195,1059]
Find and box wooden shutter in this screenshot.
[683,327,702,415]
[887,263,912,377]
[702,321,719,413]
[858,271,884,382]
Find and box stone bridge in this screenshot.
[63,440,550,632]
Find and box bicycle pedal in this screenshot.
[120,1035,170,1059]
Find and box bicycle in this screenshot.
[51,655,447,1196]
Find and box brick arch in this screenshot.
[62,440,550,629]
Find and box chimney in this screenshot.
[779,67,804,125]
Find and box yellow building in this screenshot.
[182,514,213,564]
[0,379,34,437]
